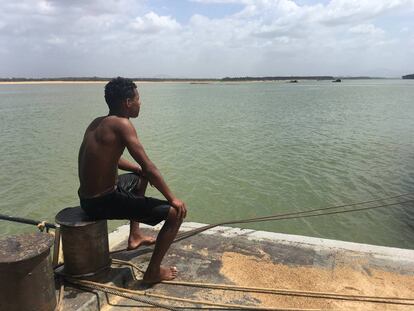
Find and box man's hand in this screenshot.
[118,157,143,175]
[170,198,187,220]
[135,165,143,175]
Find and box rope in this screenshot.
[112,258,145,273]
[55,276,65,311]
[57,192,414,309]
[37,221,47,232]
[174,196,414,242]
[65,278,322,311]
[110,193,414,254]
[1,191,412,242]
[0,213,56,229]
[66,278,179,311]
[113,258,414,306]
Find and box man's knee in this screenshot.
[166,207,182,226]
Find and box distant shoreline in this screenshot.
[0,81,109,85]
[0,75,394,85]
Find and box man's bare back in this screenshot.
[78,77,187,283]
[78,116,128,198]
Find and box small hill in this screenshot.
[402,74,414,79]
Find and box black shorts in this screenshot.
[79,173,171,226]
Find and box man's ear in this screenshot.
[125,98,131,108]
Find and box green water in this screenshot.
[1,80,414,248]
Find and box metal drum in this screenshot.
[0,232,56,311]
[55,206,111,277]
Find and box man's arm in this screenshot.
[118,157,142,174]
[118,119,187,218]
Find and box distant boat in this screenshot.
[402,74,414,79]
[332,79,341,83]
[289,80,298,83]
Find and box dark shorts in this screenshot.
[79,173,171,226]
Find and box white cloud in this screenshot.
[349,24,385,36]
[190,0,247,3]
[130,12,181,34]
[0,0,414,77]
[317,0,414,25]
[46,35,66,45]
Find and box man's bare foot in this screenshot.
[143,266,178,284]
[127,235,156,250]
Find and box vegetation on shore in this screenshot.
[402,74,414,79]
[222,76,334,81]
[0,77,217,82]
[0,76,391,82]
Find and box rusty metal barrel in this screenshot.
[0,232,56,311]
[55,206,111,277]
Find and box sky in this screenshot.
[0,0,413,78]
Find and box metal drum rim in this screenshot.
[0,232,54,264]
[55,206,98,227]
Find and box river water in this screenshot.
[1,80,413,248]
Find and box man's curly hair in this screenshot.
[104,77,137,112]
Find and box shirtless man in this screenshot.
[78,77,187,283]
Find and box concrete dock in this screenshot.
[58,222,414,310]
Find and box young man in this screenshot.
[78,77,187,283]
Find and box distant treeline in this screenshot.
[221,76,334,81]
[0,77,219,82]
[0,76,389,82]
[402,74,414,79]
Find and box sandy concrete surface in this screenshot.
[58,222,414,310]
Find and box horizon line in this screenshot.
[0,75,403,82]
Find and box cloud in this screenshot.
[349,24,385,36]
[45,35,66,45]
[0,0,413,77]
[190,0,246,3]
[130,12,181,34]
[317,0,414,25]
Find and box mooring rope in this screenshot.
[110,192,414,254]
[3,192,414,309]
[112,258,414,306]
[177,199,414,243]
[0,213,56,229]
[55,276,65,311]
[66,278,180,311]
[1,191,412,239]
[66,277,322,311]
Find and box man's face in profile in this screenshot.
[128,88,141,118]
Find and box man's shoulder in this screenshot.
[104,116,136,137]
[86,116,132,134]
[99,115,132,128]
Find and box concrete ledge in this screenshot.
[109,221,414,262]
[58,221,414,310]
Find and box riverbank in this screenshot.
[0,75,393,85]
[0,79,314,85]
[0,81,108,85]
[58,222,414,310]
